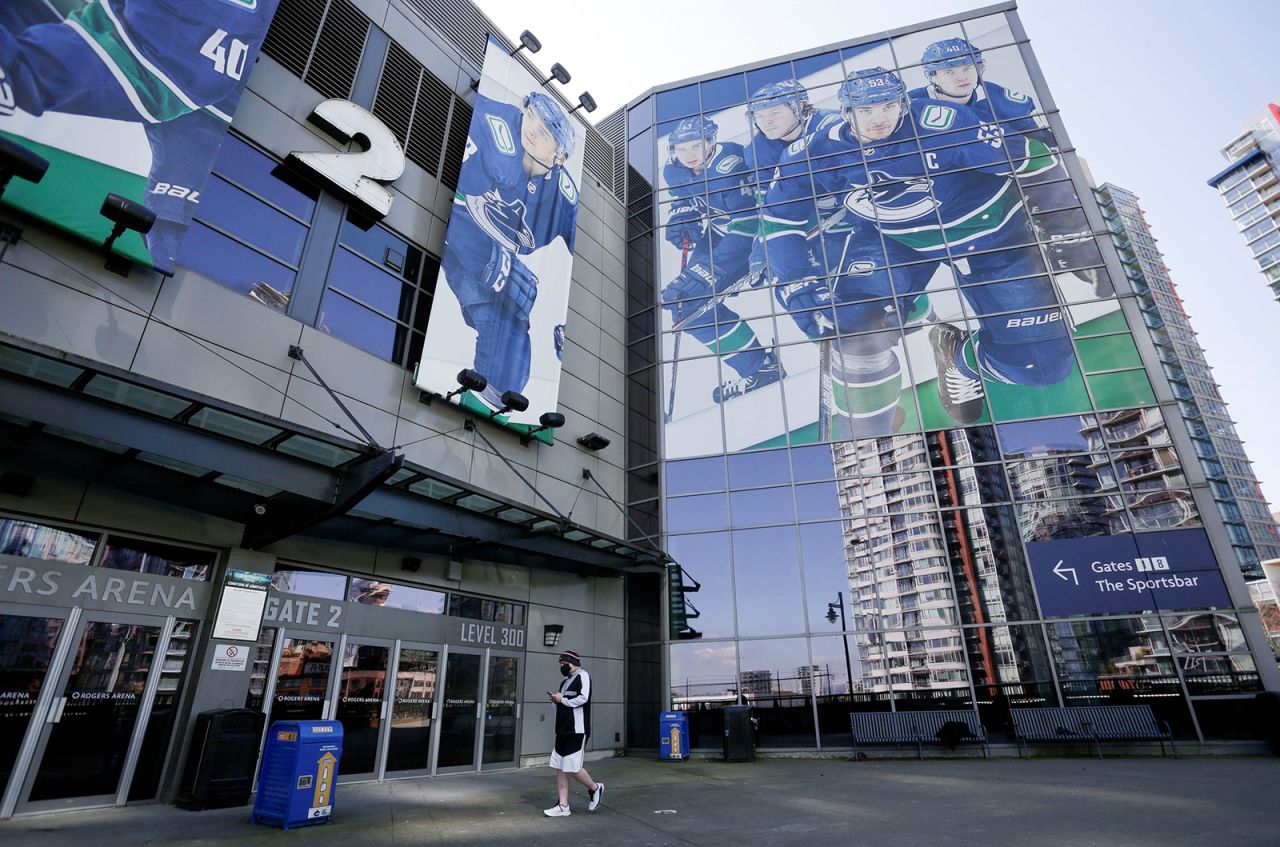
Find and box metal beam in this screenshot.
[241,449,403,549]
[0,372,337,501]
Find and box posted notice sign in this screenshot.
[1026,528,1231,617]
[212,569,272,640]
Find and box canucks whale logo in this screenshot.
[844,171,937,224]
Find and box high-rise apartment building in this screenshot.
[1208,103,1280,302]
[1094,183,1280,576]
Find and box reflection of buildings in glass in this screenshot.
[1047,617,1176,704]
[276,640,332,697]
[796,665,831,697]
[1005,419,1113,540]
[739,669,774,697]
[1083,408,1198,532]
[833,436,968,696]
[1246,572,1280,659]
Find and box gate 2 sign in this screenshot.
[1025,529,1231,617]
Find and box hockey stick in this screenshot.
[664,237,690,424]
[670,207,849,333]
[817,337,833,442]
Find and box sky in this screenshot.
[476,0,1280,514]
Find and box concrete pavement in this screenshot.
[4,755,1277,846]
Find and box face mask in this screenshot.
[560,664,572,677]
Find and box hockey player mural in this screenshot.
[909,37,1107,294]
[762,65,1072,437]
[416,38,585,428]
[654,29,1139,457]
[660,115,782,413]
[0,0,281,272]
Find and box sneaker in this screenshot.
[713,350,786,404]
[929,323,985,424]
[588,782,604,811]
[543,804,571,817]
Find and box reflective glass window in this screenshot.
[348,578,445,614]
[996,414,1098,459]
[727,449,791,488]
[670,640,737,748]
[730,486,795,527]
[99,536,213,580]
[667,456,726,495]
[665,492,729,534]
[791,445,837,483]
[700,74,747,112]
[271,568,347,600]
[655,84,699,122]
[737,638,816,748]
[733,526,805,636]
[0,518,97,564]
[667,532,735,639]
[178,222,298,306]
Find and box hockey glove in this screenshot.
[483,240,538,322]
[664,197,708,248]
[660,264,717,324]
[778,278,836,339]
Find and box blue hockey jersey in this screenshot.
[907,80,1040,134]
[744,107,843,174]
[0,0,279,123]
[764,98,1056,281]
[445,95,579,308]
[663,140,754,242]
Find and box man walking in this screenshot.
[544,649,603,817]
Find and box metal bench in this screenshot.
[1009,705,1176,759]
[850,710,990,759]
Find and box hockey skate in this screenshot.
[713,350,785,404]
[929,323,985,424]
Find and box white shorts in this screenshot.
[548,734,587,772]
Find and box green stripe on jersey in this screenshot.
[884,181,1021,252]
[71,1,197,123]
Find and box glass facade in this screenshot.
[623,8,1264,748]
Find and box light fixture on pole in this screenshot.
[0,137,49,202]
[509,30,542,56]
[827,591,854,697]
[576,432,610,451]
[420,368,487,405]
[99,193,156,276]
[567,92,597,115]
[520,411,566,446]
[543,623,564,648]
[489,390,529,418]
[540,63,571,87]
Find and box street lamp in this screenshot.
[827,591,854,697]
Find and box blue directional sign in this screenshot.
[1026,529,1231,617]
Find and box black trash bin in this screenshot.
[723,705,756,762]
[1255,691,1280,755]
[175,708,265,810]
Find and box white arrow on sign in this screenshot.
[1053,560,1078,586]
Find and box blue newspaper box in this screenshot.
[659,712,689,761]
[251,720,343,829]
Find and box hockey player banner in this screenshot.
[415,38,584,434]
[0,0,281,273]
[657,20,1145,458]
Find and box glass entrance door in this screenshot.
[435,650,483,772]
[481,654,520,770]
[334,641,390,782]
[14,614,184,814]
[264,635,336,729]
[384,645,440,778]
[0,613,66,803]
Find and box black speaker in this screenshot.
[401,556,422,572]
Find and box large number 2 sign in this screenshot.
[288,99,406,218]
